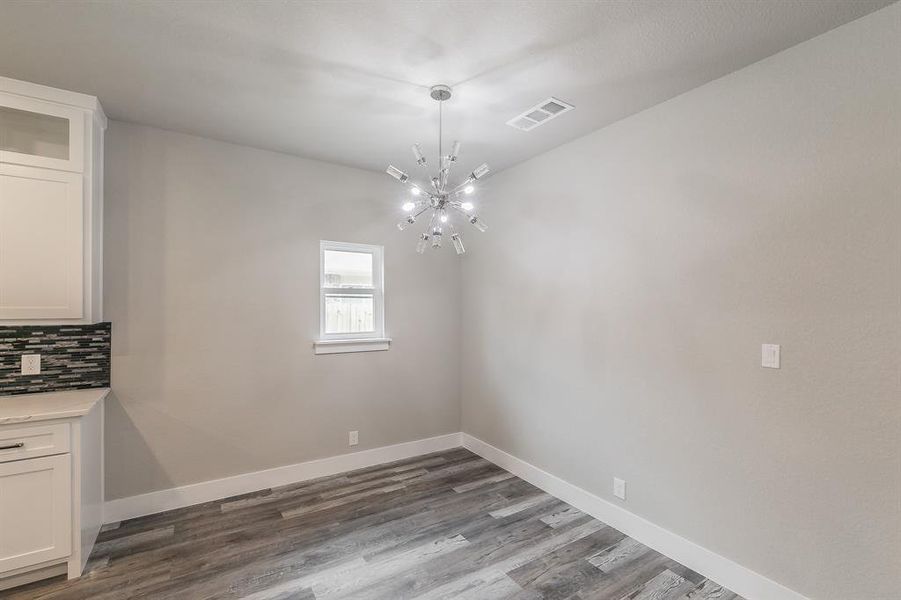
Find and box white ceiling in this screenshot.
[0,0,893,176]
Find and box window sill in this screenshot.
[313,338,391,355]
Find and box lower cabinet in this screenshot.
[0,454,72,573]
[0,393,104,591]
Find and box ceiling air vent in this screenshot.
[506,97,574,131]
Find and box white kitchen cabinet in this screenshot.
[0,389,106,591]
[0,165,84,319]
[0,454,72,573]
[0,77,106,323]
[0,93,84,173]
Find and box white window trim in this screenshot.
[315,240,389,355]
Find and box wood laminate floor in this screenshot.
[6,449,745,600]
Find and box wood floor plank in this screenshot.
[409,520,608,600]
[280,483,407,518]
[452,471,516,493]
[489,494,555,518]
[507,528,627,599]
[624,569,696,600]
[539,506,587,529]
[6,449,745,600]
[678,579,742,600]
[588,537,650,572]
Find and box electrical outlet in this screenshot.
[613,477,626,500]
[349,430,359,447]
[20,354,40,375]
[762,344,781,369]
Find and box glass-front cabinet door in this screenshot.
[0,93,84,172]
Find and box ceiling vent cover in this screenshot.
[506,97,574,131]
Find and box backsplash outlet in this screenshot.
[0,322,111,395]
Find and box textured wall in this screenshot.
[104,123,461,500]
[461,6,900,600]
[0,323,111,394]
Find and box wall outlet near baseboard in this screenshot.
[761,344,781,368]
[348,430,359,446]
[613,477,626,500]
[20,354,41,375]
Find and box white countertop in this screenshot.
[0,388,109,424]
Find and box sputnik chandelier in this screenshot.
[386,85,489,254]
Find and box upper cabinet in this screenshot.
[0,95,84,172]
[0,77,106,323]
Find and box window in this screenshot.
[315,241,388,354]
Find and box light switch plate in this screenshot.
[762,344,780,369]
[349,430,359,446]
[21,354,41,375]
[613,477,626,500]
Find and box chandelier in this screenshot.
[386,85,489,254]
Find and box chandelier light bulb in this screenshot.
[471,163,490,180]
[440,213,448,223]
[451,233,465,255]
[412,144,426,166]
[469,215,487,232]
[402,202,416,212]
[461,202,474,211]
[464,185,475,194]
[386,165,409,183]
[397,215,416,231]
[416,233,430,254]
[410,187,421,196]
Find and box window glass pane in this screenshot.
[0,106,70,159]
[325,294,374,334]
[324,250,373,288]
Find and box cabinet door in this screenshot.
[0,92,84,173]
[0,164,83,320]
[0,454,72,574]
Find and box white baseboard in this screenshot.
[104,432,462,522]
[461,433,808,600]
[103,430,807,600]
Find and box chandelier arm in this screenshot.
[411,144,428,169]
[439,166,448,193]
[426,208,441,231]
[407,179,431,193]
[439,154,452,193]
[450,178,477,193]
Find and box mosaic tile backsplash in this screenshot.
[0,322,111,395]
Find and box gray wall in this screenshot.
[104,122,461,500]
[461,7,900,600]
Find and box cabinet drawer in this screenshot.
[0,422,70,463]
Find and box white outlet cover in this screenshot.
[349,430,359,446]
[20,354,41,375]
[762,344,781,369]
[613,477,626,500]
